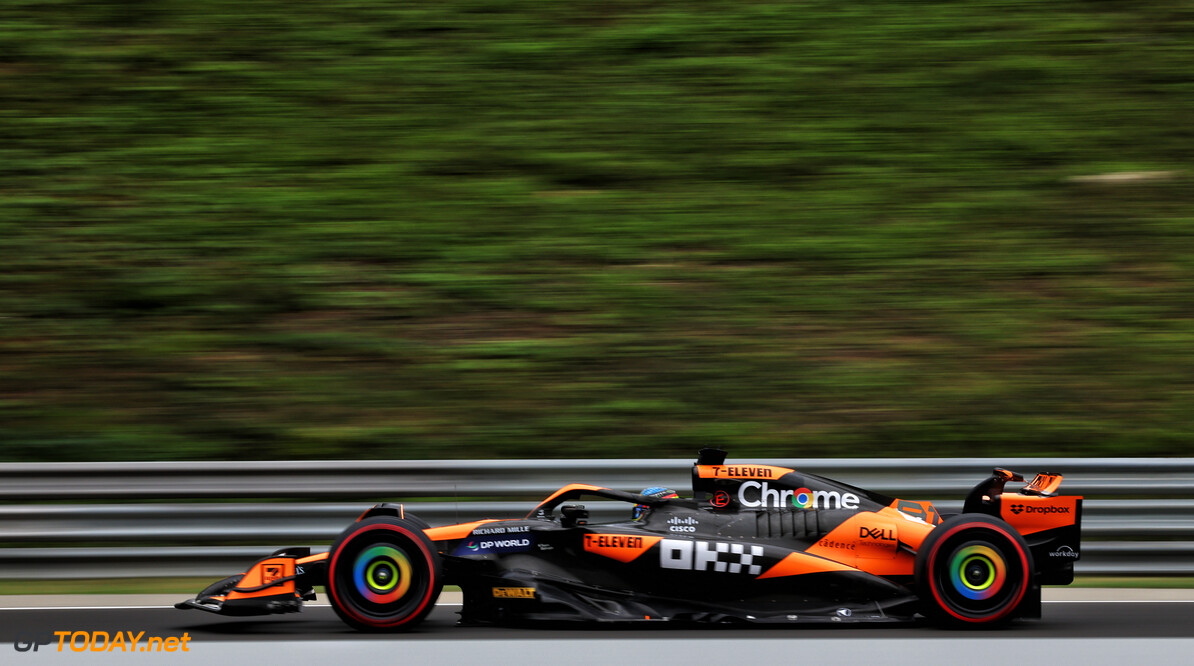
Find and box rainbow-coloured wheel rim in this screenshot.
[948,545,1007,600]
[923,522,1031,626]
[352,545,413,604]
[328,520,441,631]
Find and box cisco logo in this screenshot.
[668,517,699,533]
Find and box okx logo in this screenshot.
[659,539,763,575]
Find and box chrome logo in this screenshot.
[791,488,813,509]
[949,545,1006,600]
[353,545,412,604]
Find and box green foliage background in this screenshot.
[2,1,1193,461]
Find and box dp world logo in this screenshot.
[1009,504,1024,515]
[466,540,479,551]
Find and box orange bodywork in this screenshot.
[888,499,943,526]
[423,519,506,542]
[297,552,328,565]
[521,483,618,519]
[1023,472,1064,496]
[754,553,859,580]
[583,534,663,563]
[801,506,934,576]
[695,464,795,480]
[757,551,855,579]
[225,557,295,600]
[999,494,1081,536]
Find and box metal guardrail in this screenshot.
[0,458,1190,578]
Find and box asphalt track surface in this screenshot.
[4,600,1194,666]
[3,600,1194,642]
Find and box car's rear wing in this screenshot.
[964,468,1082,584]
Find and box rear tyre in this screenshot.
[326,516,442,632]
[915,514,1033,628]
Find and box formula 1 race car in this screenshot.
[176,449,1082,630]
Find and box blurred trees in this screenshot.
[1,1,1193,460]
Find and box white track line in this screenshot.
[0,600,1186,611]
[0,606,181,611]
[0,603,465,611]
[1047,599,1194,603]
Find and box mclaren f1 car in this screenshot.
[177,449,1082,629]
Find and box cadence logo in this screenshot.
[1010,504,1070,516]
[738,481,860,510]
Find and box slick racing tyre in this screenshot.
[326,516,442,632]
[915,514,1033,627]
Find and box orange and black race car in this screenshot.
[176,449,1081,630]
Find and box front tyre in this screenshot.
[326,516,442,632]
[915,514,1033,628]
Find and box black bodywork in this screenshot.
[447,501,919,624]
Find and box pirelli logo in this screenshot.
[492,587,535,599]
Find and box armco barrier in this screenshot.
[0,458,1189,578]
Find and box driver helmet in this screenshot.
[633,486,679,520]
